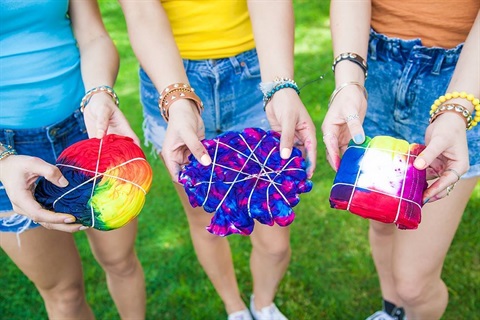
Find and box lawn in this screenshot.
[1,1,479,319]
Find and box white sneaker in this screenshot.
[366,311,396,320]
[228,309,253,320]
[249,295,288,320]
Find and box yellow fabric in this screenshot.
[161,0,255,59]
[371,0,479,48]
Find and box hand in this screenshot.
[0,155,84,232]
[321,84,367,170]
[413,112,469,203]
[82,92,140,145]
[161,100,211,181]
[265,89,317,178]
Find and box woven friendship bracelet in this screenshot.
[0,142,17,161]
[80,85,119,113]
[430,91,480,130]
[158,83,204,122]
[260,77,300,111]
[332,52,368,79]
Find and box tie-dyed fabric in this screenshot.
[329,136,427,229]
[179,127,313,236]
[35,134,153,231]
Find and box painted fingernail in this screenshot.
[200,154,211,166]
[423,198,430,204]
[353,134,365,144]
[59,177,69,187]
[64,217,76,223]
[281,148,291,159]
[79,226,89,231]
[415,158,427,169]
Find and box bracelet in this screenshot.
[260,77,300,111]
[429,104,472,129]
[0,142,17,161]
[80,85,119,113]
[430,91,480,130]
[332,52,368,79]
[328,81,368,108]
[158,83,204,122]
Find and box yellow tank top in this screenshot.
[371,0,479,48]
[161,0,256,59]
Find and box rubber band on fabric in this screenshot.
[80,85,119,113]
[329,136,427,230]
[328,81,368,108]
[178,127,313,237]
[260,77,300,111]
[429,91,480,130]
[34,134,153,231]
[158,83,204,122]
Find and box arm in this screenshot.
[69,0,138,144]
[248,0,317,178]
[118,0,211,180]
[414,11,480,203]
[321,0,371,170]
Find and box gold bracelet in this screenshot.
[429,104,472,128]
[158,83,204,122]
[430,91,480,130]
[80,85,120,113]
[0,142,17,161]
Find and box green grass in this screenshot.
[1,1,479,319]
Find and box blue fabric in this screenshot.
[140,48,270,152]
[0,110,88,233]
[364,29,480,179]
[0,0,84,128]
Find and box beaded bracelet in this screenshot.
[328,81,368,108]
[158,83,204,122]
[80,85,120,113]
[332,52,368,79]
[260,77,300,110]
[430,91,480,130]
[0,142,17,161]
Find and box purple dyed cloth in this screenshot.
[178,128,313,236]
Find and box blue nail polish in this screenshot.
[353,134,365,144]
[423,198,430,204]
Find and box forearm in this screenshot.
[330,0,371,84]
[247,0,295,80]
[119,0,188,91]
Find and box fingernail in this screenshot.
[423,198,430,204]
[79,226,89,231]
[200,154,211,166]
[353,134,365,144]
[415,158,427,169]
[281,148,291,159]
[64,217,76,223]
[59,177,69,187]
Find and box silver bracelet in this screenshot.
[328,81,368,108]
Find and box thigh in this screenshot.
[1,225,83,290]
[392,177,478,279]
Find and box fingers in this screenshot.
[29,158,69,188]
[423,168,463,204]
[344,113,365,144]
[304,134,317,179]
[323,132,341,171]
[95,110,110,139]
[278,112,296,159]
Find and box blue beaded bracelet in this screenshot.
[261,79,300,111]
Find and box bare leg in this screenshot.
[86,218,145,320]
[250,223,290,309]
[392,177,478,319]
[1,225,94,319]
[174,184,247,315]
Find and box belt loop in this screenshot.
[229,55,241,75]
[432,52,444,75]
[369,36,379,61]
[3,129,15,146]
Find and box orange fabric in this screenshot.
[371,0,479,48]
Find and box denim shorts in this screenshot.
[140,48,270,152]
[0,109,88,233]
[364,29,480,179]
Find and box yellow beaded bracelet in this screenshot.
[430,91,480,130]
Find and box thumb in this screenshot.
[182,130,211,166]
[346,116,365,144]
[95,110,110,139]
[279,115,296,159]
[31,158,69,187]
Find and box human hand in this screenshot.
[413,113,469,203]
[265,89,317,178]
[321,83,367,171]
[82,92,140,145]
[0,155,84,232]
[161,100,211,181]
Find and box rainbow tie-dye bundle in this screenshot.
[35,134,153,231]
[179,128,313,236]
[329,136,427,229]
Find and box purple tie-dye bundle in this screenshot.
[178,127,313,236]
[329,136,427,230]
